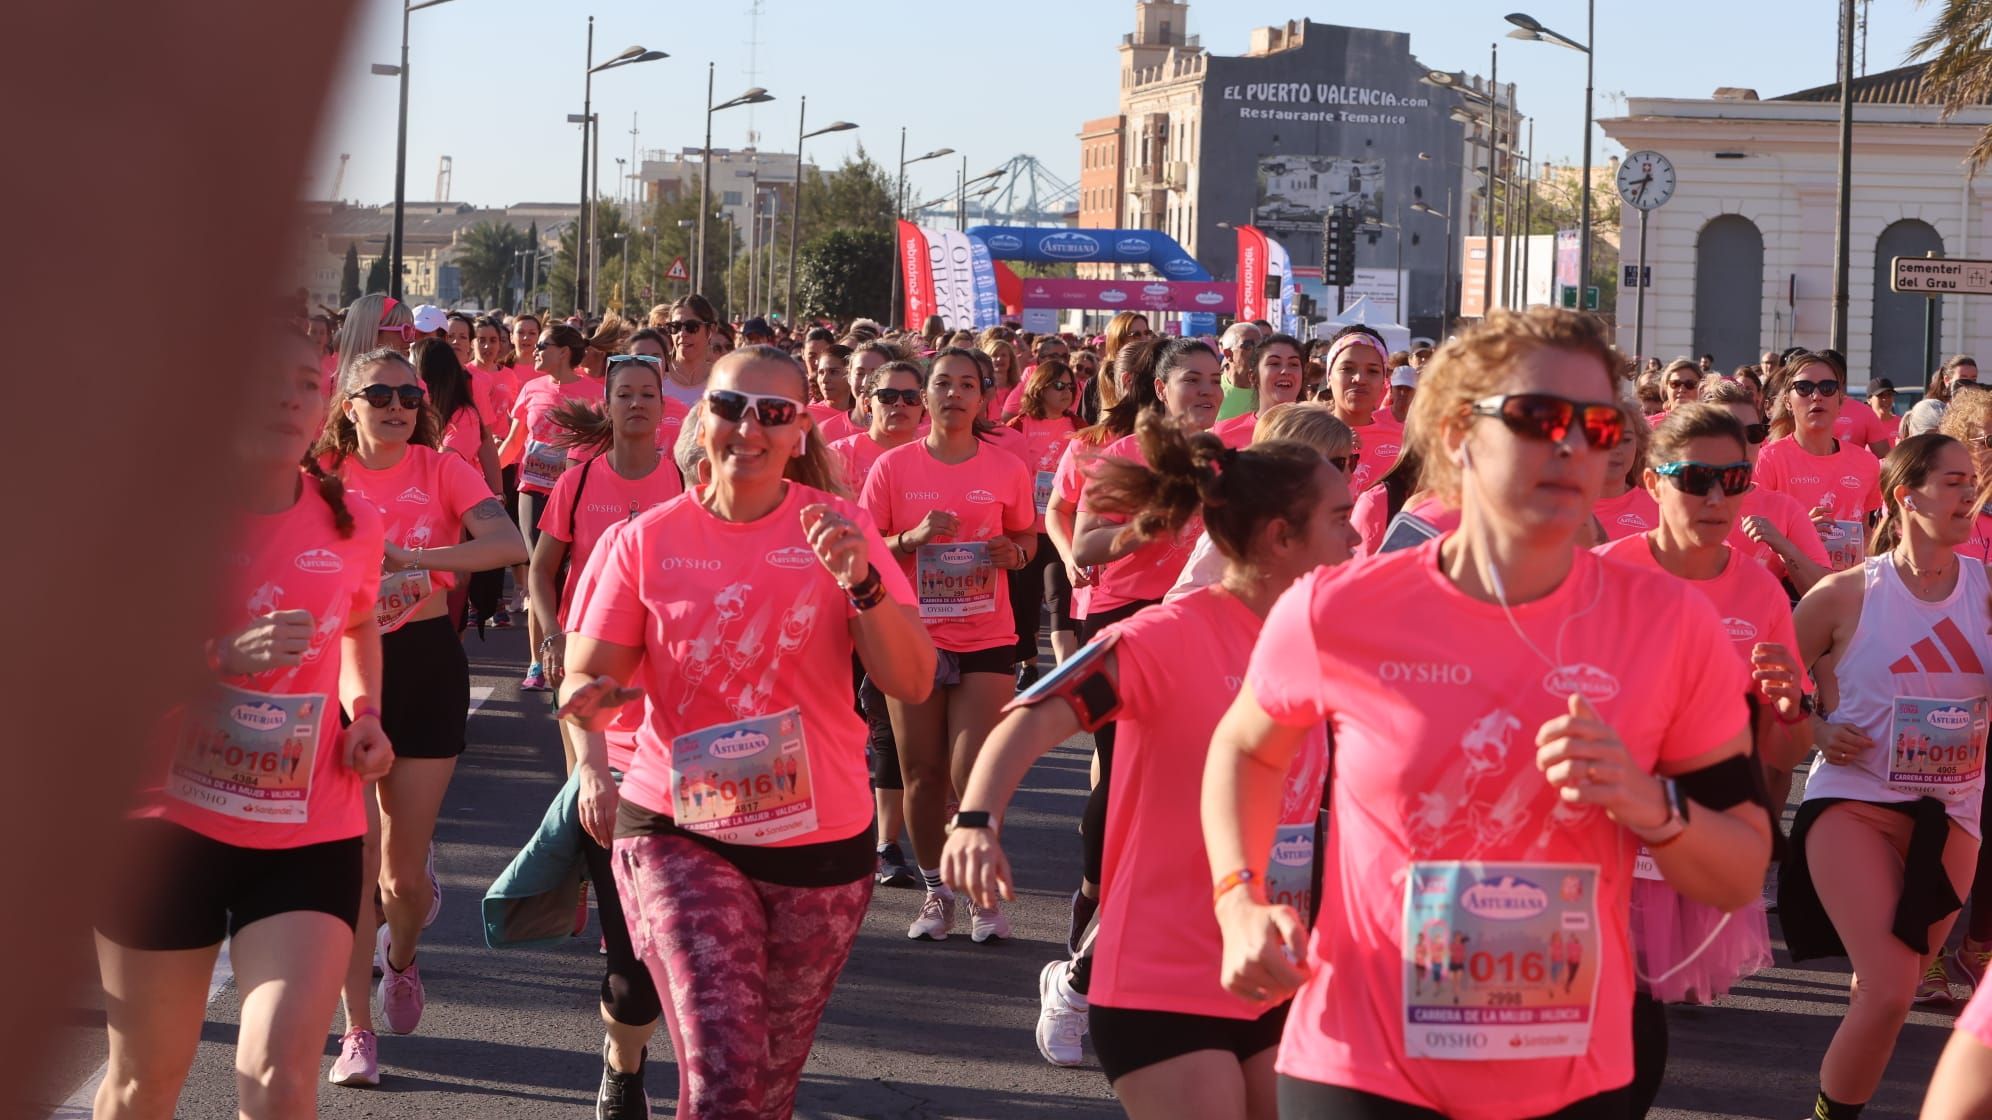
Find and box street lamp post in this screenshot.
[374,0,458,301]
[697,73,775,295]
[890,130,955,329]
[785,98,858,325]
[575,31,666,314]
[1413,193,1453,335]
[959,163,1003,232]
[1507,5,1595,309]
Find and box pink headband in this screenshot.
[379,297,400,326]
[1325,332,1390,370]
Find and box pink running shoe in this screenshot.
[375,923,425,1035]
[328,1029,379,1087]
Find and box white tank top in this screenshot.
[1804,554,1992,838]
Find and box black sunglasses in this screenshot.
[1049,381,1075,392]
[1655,459,1754,497]
[703,388,801,426]
[662,320,709,335]
[1329,451,1361,475]
[870,387,922,407]
[1469,393,1625,450]
[1790,379,1840,398]
[350,383,426,410]
[1743,422,1769,445]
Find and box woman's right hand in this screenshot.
[1816,721,1874,766]
[907,509,959,550]
[576,759,619,849]
[941,826,1013,910]
[1739,514,1792,556]
[540,633,567,687]
[1214,889,1311,1005]
[220,609,316,674]
[1065,559,1095,589]
[556,675,643,731]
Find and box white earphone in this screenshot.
[1905,495,1918,512]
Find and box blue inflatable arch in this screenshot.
[967,225,1217,334]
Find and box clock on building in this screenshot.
[1616,150,1676,211]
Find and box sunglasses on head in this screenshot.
[1790,378,1839,398]
[1469,393,1625,450]
[703,388,801,426]
[350,383,426,410]
[1743,421,1770,445]
[1329,451,1361,475]
[607,354,663,368]
[662,320,709,335]
[870,387,922,407]
[1654,459,1754,497]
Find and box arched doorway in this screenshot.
[1872,219,1943,386]
[1692,215,1764,369]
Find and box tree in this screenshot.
[339,243,361,307]
[1913,3,1992,169]
[546,201,640,316]
[453,221,531,310]
[364,250,391,295]
[795,227,892,323]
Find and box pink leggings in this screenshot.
[1809,801,1979,1104]
[613,833,872,1120]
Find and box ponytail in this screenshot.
[548,398,615,455]
[301,456,356,539]
[1870,433,1962,555]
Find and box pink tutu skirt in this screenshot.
[1630,878,1772,1004]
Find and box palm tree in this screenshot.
[453,221,531,308]
[1912,0,1992,168]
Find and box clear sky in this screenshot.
[311,0,1933,211]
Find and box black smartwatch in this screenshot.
[948,810,992,832]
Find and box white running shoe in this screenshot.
[907,891,956,940]
[1036,959,1088,1067]
[969,897,1012,943]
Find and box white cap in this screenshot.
[1906,397,1948,436]
[410,304,448,334]
[1390,365,1418,389]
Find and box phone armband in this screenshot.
[1002,630,1122,732]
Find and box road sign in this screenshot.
[1622,265,1651,289]
[1892,256,1992,295]
[1559,285,1601,310]
[665,256,689,282]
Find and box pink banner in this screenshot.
[1016,278,1234,313]
[1236,225,1270,323]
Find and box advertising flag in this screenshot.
[1236,225,1271,324]
[897,220,935,331]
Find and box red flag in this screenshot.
[897,220,935,331]
[1236,226,1270,323]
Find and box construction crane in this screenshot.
[435,155,453,202]
[330,153,349,201]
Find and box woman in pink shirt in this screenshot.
[318,348,529,1085]
[413,338,501,493]
[807,343,864,443]
[982,336,1023,421]
[1204,307,1771,1120]
[862,347,1038,943]
[1212,334,1308,449]
[1588,404,1659,545]
[942,412,1359,1105]
[556,346,935,1119]
[1321,326,1404,492]
[1004,358,1082,677]
[832,359,926,494]
[1699,378,1832,596]
[1754,351,1882,571]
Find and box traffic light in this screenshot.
[1322,205,1357,288]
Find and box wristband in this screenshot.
[846,565,888,611]
[1212,868,1259,904]
[353,705,383,723]
[1777,692,1818,725]
[948,810,992,832]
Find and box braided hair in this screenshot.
[300,455,356,538]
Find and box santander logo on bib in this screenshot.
[294,548,343,574]
[1460,875,1549,920]
[1543,663,1621,701]
[231,701,289,733]
[966,488,997,504]
[1723,617,1760,642]
[764,546,815,570]
[708,727,771,760]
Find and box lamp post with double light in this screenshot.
[574,28,666,313]
[890,131,955,328]
[1506,7,1594,305]
[697,72,774,292]
[784,98,857,325]
[373,0,461,301]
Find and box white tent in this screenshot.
[1310,296,1411,354]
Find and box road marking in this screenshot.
[49,688,495,1118]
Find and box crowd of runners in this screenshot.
[87,290,1992,1120]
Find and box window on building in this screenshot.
[722,191,742,206]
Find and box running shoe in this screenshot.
[1066,887,1099,956]
[1915,958,1956,1006]
[1762,863,1779,914]
[1036,959,1088,1067]
[907,891,956,940]
[875,842,919,889]
[376,923,425,1034]
[969,896,1012,943]
[1016,661,1041,691]
[597,1038,651,1120]
[491,602,514,629]
[327,1028,379,1088]
[1951,939,1992,995]
[521,664,550,691]
[423,842,441,929]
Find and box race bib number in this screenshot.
[376,569,433,633]
[521,439,568,491]
[1402,861,1600,1061]
[168,685,324,824]
[1265,824,1316,917]
[1889,696,1988,793]
[1633,848,1663,881]
[1819,520,1865,570]
[1033,470,1055,516]
[916,542,996,619]
[669,707,816,846]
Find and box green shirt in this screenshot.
[1217,382,1257,421]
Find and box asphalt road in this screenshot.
[35,624,1972,1119]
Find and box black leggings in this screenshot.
[579,818,663,1027]
[1008,533,1060,663]
[1969,778,1992,942]
[1629,991,1668,1118]
[1276,1079,1631,1119]
[1079,598,1156,886]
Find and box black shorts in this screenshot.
[1276,1078,1630,1120]
[1090,1002,1288,1084]
[98,819,362,951]
[936,643,1016,682]
[382,614,470,759]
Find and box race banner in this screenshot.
[929,228,979,330]
[897,220,936,331]
[1266,234,1297,335]
[1236,225,1270,324]
[968,234,1001,329]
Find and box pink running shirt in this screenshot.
[1089,587,1329,1018]
[860,440,1037,653]
[572,483,911,846]
[1051,437,1104,621]
[511,374,605,494]
[1730,486,1830,582]
[332,445,489,630]
[1834,405,1895,452]
[1594,487,1660,542]
[1347,413,1405,492]
[1212,412,1257,449]
[807,402,861,444]
[1351,492,1459,557]
[1078,433,1203,613]
[563,520,643,772]
[135,476,384,849]
[831,431,898,494]
[539,457,686,624]
[1011,414,1077,534]
[1246,539,1747,1119]
[1595,535,1800,666]
[1754,436,1881,523]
